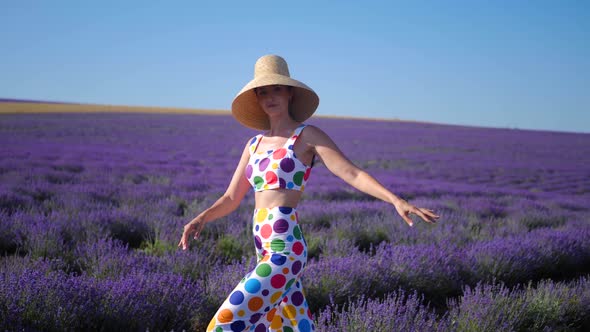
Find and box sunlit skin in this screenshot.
[178,84,440,250]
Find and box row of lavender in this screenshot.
[2,256,589,331]
[1,112,589,331]
[2,197,589,301]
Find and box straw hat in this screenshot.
[231,55,319,130]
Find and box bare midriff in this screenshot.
[254,189,303,209]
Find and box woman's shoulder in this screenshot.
[301,123,326,135]
[245,133,262,146]
[300,123,332,144]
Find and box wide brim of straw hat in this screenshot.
[232,59,319,130]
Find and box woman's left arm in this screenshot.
[303,125,439,226]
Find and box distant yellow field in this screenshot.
[0,100,435,125]
[0,101,231,115]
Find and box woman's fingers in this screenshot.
[178,223,196,250]
[415,207,440,223]
[404,215,414,227]
[397,201,440,226]
[178,219,207,250]
[194,221,204,240]
[179,231,189,250]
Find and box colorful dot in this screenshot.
[293,171,305,185]
[229,291,244,305]
[254,176,264,190]
[293,226,301,239]
[270,254,286,266]
[298,320,311,332]
[230,321,245,332]
[273,148,287,159]
[293,242,304,255]
[280,158,295,172]
[270,239,285,251]
[304,168,311,180]
[266,308,276,322]
[285,278,296,290]
[261,224,272,239]
[282,267,289,274]
[273,219,289,233]
[250,313,263,324]
[245,165,253,178]
[270,291,283,303]
[245,279,261,293]
[254,235,262,249]
[291,291,304,306]
[259,158,270,171]
[256,263,272,277]
[217,309,233,323]
[292,261,302,275]
[282,304,297,319]
[248,297,263,311]
[271,274,286,288]
[207,317,217,331]
[270,314,283,329]
[265,171,278,185]
[278,206,293,214]
[255,209,268,223]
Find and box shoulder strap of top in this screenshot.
[284,124,307,149]
[248,134,263,155]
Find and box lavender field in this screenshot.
[1,112,589,331]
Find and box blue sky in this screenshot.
[1,1,588,133]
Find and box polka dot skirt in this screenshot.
[207,206,314,332]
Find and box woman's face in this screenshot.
[256,85,292,116]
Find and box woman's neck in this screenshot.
[266,115,300,136]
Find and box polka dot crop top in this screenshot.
[245,124,314,192]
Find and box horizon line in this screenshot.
[0,97,586,135]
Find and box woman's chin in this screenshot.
[263,108,288,116]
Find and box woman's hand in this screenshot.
[178,218,207,251]
[394,199,440,227]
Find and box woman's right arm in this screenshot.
[178,139,252,250]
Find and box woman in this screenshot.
[178,55,439,332]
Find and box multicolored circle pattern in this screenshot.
[246,124,313,192]
[207,206,314,332]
